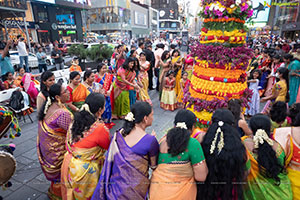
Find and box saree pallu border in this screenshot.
[149,162,196,200]
[61,144,105,200]
[92,131,150,200]
[37,121,67,182]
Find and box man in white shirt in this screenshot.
[136,42,145,56]
[16,35,29,72]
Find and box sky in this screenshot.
[190,0,201,14]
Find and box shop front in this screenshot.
[0,19,38,42]
[282,22,300,40]
[32,1,84,43]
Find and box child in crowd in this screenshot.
[177,71,190,108]
[160,70,177,111]
[246,69,261,117]
[69,57,82,72]
[97,63,115,129]
[270,101,290,133]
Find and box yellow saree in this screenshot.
[172,56,182,96]
[61,129,106,200]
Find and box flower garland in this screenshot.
[184,88,253,113]
[201,28,247,37]
[194,65,245,79]
[203,18,245,23]
[192,71,247,83]
[199,36,246,45]
[190,83,247,98]
[195,60,246,70]
[190,42,254,68]
[202,21,247,32]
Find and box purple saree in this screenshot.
[37,106,72,199]
[92,130,156,200]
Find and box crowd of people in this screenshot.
[1,33,300,200]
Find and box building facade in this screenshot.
[88,0,131,40]
[0,0,29,41]
[268,0,300,39]
[151,0,180,37]
[31,0,88,43]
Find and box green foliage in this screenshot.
[68,44,114,62]
[68,44,88,60]
[87,44,114,62]
[203,21,247,32]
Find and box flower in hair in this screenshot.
[44,97,52,114]
[218,121,224,127]
[253,129,273,148]
[80,104,93,116]
[176,122,187,129]
[210,125,224,155]
[125,112,135,122]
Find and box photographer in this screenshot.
[0,40,14,80]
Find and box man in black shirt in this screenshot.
[51,44,64,70]
[144,43,155,90]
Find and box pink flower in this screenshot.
[241,3,249,11]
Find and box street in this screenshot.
[0,90,177,200]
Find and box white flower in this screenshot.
[235,0,241,5]
[218,121,224,127]
[230,4,235,8]
[247,1,251,6]
[176,122,188,130]
[209,4,214,11]
[210,77,214,81]
[199,6,203,12]
[125,112,135,122]
[219,7,225,12]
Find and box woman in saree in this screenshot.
[184,55,194,80]
[284,54,300,106]
[138,52,152,105]
[37,71,55,113]
[66,71,90,113]
[83,70,100,93]
[3,72,17,89]
[177,71,190,108]
[92,102,159,200]
[171,50,183,96]
[112,57,139,119]
[149,110,208,200]
[261,67,289,114]
[97,63,115,128]
[17,67,40,106]
[61,93,110,200]
[242,114,292,200]
[258,51,272,96]
[198,109,247,200]
[274,103,300,199]
[37,84,72,199]
[159,51,171,98]
[264,55,285,97]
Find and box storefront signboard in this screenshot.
[0,20,36,29]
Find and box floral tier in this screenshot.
[184,0,254,129]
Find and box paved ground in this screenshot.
[0,90,177,200]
